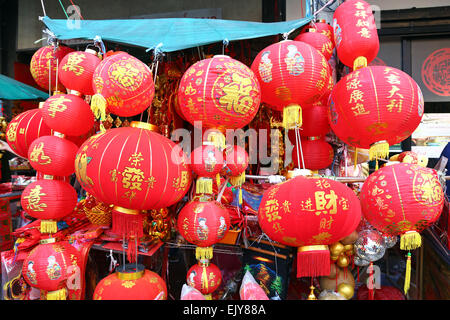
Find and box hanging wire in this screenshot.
[68,0,84,20]
[222,38,229,55]
[57,0,70,19]
[295,127,306,169]
[40,0,47,16]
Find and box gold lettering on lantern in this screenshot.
[218,73,254,115]
[47,96,72,118]
[110,63,141,88]
[184,83,197,96]
[315,79,325,90]
[371,185,384,196]
[128,152,144,167]
[339,197,349,211]
[282,200,291,213]
[356,19,370,28]
[29,142,51,165]
[357,27,371,39]
[6,122,18,142]
[374,196,388,210]
[366,122,388,135]
[315,179,331,190]
[355,1,365,10]
[351,103,370,116]
[61,53,85,76]
[272,222,285,234]
[388,85,404,99]
[311,232,332,243]
[319,216,334,230]
[300,198,315,212]
[346,78,361,91]
[314,190,338,216]
[267,186,280,199]
[122,191,137,201]
[349,89,364,104]
[386,99,403,113]
[355,10,368,19]
[121,167,145,190]
[173,171,189,192]
[23,185,47,212]
[264,199,281,223]
[386,73,401,85]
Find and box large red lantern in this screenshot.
[251,40,331,129]
[186,260,222,299]
[258,176,361,278]
[58,49,101,96]
[333,0,379,69]
[190,143,224,195]
[178,55,261,134]
[294,29,334,61]
[30,45,74,92]
[28,135,78,176]
[41,94,95,136]
[21,179,77,233]
[329,66,424,164]
[6,109,53,158]
[177,200,230,260]
[292,138,334,170]
[93,264,167,300]
[91,52,155,118]
[22,238,80,300]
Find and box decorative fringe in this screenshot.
[369,141,389,163]
[127,236,139,263]
[230,172,245,187]
[282,105,302,129]
[216,173,221,189]
[400,231,422,251]
[207,132,226,151]
[111,209,144,238]
[404,252,411,294]
[238,188,243,205]
[353,56,368,70]
[196,177,213,194]
[196,246,213,260]
[201,265,209,293]
[46,288,67,300]
[90,94,107,121]
[40,220,57,234]
[354,147,358,171]
[296,246,330,278]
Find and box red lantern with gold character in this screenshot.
[93,264,167,300]
[91,52,155,119]
[333,0,379,69]
[21,179,77,233]
[186,260,222,299]
[190,143,224,195]
[258,176,361,278]
[58,49,101,96]
[295,29,334,61]
[251,40,331,129]
[329,66,424,166]
[22,238,80,300]
[41,94,95,136]
[28,135,78,176]
[292,138,334,171]
[30,45,74,92]
[6,109,53,158]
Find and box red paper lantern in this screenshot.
[93,264,167,300]
[301,20,334,44]
[258,175,361,277]
[186,260,222,298]
[21,179,77,233]
[22,239,80,300]
[333,0,379,69]
[251,40,331,129]
[6,109,53,158]
[289,103,330,138]
[58,49,101,96]
[329,66,424,162]
[41,94,95,136]
[28,135,78,176]
[30,45,74,92]
[292,138,334,170]
[177,200,230,259]
[294,29,334,61]
[223,145,249,184]
[178,55,261,132]
[91,52,155,118]
[190,144,224,195]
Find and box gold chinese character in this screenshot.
[110,63,141,88]
[355,1,365,9]
[356,19,370,28]
[121,167,145,190]
[339,197,349,211]
[47,96,72,118]
[29,142,51,165]
[357,27,371,38]
[264,199,281,223]
[300,198,315,211]
[355,10,368,19]
[273,222,285,234]
[316,79,325,90]
[386,99,403,113]
[61,53,85,76]
[314,190,338,216]
[349,89,364,104]
[351,103,370,116]
[128,152,144,167]
[386,73,401,85]
[319,216,334,230]
[371,185,384,196]
[346,78,361,91]
[366,122,388,135]
[388,85,404,99]
[282,200,291,213]
[23,185,47,211]
[218,73,255,115]
[315,179,331,190]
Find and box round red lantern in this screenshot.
[329,66,424,164]
[190,143,224,195]
[91,52,155,118]
[28,135,78,176]
[292,138,334,170]
[177,200,230,260]
[30,45,74,92]
[258,175,361,278]
[333,0,379,69]
[294,29,334,61]
[223,145,249,185]
[58,49,101,96]
[6,109,53,158]
[41,93,95,136]
[21,179,77,233]
[251,40,331,129]
[300,19,334,44]
[178,55,261,133]
[22,238,80,300]
[93,264,167,300]
[186,260,222,299]
[289,103,330,138]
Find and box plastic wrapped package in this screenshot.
[180,284,206,300]
[239,270,269,300]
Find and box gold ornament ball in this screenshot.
[337,283,354,300]
[329,242,345,256]
[337,254,350,268]
[331,254,339,261]
[344,244,354,255]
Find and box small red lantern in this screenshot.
[223,145,249,185]
[251,40,331,129]
[28,135,78,176]
[333,0,379,69]
[58,49,101,96]
[21,179,77,233]
[292,138,334,170]
[93,264,167,300]
[91,52,155,118]
[300,19,334,44]
[258,175,361,278]
[30,45,74,92]
[22,238,80,300]
[329,66,424,165]
[6,109,53,158]
[177,200,230,260]
[186,260,222,299]
[294,29,334,61]
[41,94,95,136]
[190,143,224,195]
[289,103,330,138]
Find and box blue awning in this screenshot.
[0,74,49,100]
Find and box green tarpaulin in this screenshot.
[0,74,49,100]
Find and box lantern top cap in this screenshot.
[130,121,160,132]
[116,263,145,280]
[40,237,56,245]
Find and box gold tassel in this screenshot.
[282,104,302,130]
[46,288,67,300]
[353,56,368,70]
[400,231,422,251]
[404,252,411,294]
[195,247,213,260]
[207,132,226,151]
[230,172,245,187]
[90,94,107,121]
[354,147,358,171]
[369,141,389,163]
[201,265,209,293]
[238,188,243,205]
[375,159,379,171]
[216,173,221,189]
[40,220,57,234]
[195,177,213,194]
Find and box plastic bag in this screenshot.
[180,284,206,300]
[239,270,269,300]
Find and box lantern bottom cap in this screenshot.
[116,263,145,280]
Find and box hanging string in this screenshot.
[68,0,84,19]
[146,59,159,124]
[57,0,70,19]
[294,127,301,170]
[295,127,306,169]
[40,0,47,16]
[55,58,59,93]
[313,0,336,17]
